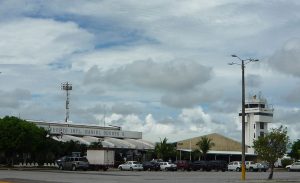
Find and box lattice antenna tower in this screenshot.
[61,82,72,122]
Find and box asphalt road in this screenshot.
[0,169,299,183]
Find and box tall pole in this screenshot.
[241,60,246,180]
[61,82,72,123]
[229,55,259,181]
[190,139,192,161]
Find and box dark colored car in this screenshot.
[58,156,89,171]
[191,160,209,171]
[177,160,192,171]
[256,162,268,172]
[142,161,160,171]
[207,160,227,172]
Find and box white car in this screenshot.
[227,161,242,171]
[159,162,177,171]
[118,161,143,171]
[287,162,300,172]
[245,161,258,171]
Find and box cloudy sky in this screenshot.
[0,0,300,143]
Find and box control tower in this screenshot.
[239,94,273,154]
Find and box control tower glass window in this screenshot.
[260,122,264,129]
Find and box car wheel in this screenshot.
[59,165,63,170]
[165,167,168,171]
[249,167,253,172]
[130,167,133,171]
[236,167,240,172]
[288,168,291,172]
[119,167,123,171]
[72,165,76,171]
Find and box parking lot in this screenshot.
[0,169,299,183]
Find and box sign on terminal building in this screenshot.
[30,120,142,139]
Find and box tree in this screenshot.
[192,149,202,160]
[0,116,47,166]
[289,139,300,160]
[253,126,289,180]
[89,141,103,149]
[196,136,215,160]
[154,137,176,161]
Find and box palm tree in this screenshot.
[196,136,215,160]
[155,137,176,161]
[192,149,202,160]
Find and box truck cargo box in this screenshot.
[86,149,115,171]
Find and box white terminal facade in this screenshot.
[29,120,155,150]
[239,94,274,154]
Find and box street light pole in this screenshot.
[241,59,246,181]
[229,55,258,181]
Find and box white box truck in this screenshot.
[86,149,115,171]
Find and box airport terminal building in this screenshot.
[29,94,273,162]
[30,120,155,151]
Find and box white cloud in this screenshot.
[84,59,212,90]
[100,107,235,142]
[0,18,94,65]
[0,89,31,108]
[0,0,300,143]
[268,38,300,77]
[72,45,174,72]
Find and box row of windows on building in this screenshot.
[254,132,264,138]
[253,122,265,130]
[253,122,265,138]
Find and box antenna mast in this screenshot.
[61,82,72,122]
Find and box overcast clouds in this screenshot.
[0,0,300,142]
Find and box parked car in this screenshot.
[159,162,177,171]
[176,160,192,171]
[118,161,143,171]
[142,161,160,171]
[55,156,66,167]
[190,160,209,171]
[207,160,227,172]
[245,161,258,172]
[58,156,89,171]
[260,161,269,170]
[227,161,242,171]
[255,162,268,172]
[287,162,300,172]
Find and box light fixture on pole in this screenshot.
[229,54,259,181]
